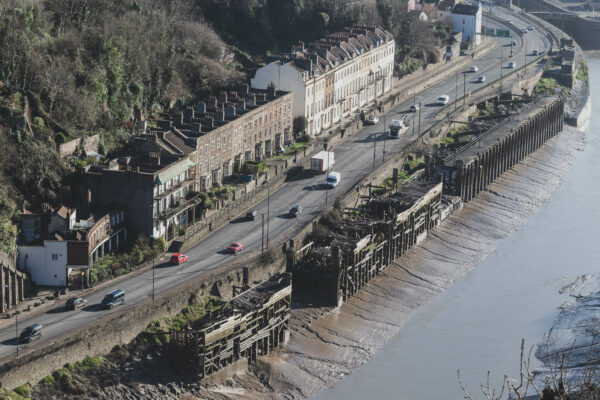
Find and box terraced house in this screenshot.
[251,26,395,136]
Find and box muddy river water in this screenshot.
[314,54,599,400]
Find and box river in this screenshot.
[314,55,598,400]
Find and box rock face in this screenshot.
[29,126,584,400]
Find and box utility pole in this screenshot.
[151,236,155,301]
[266,182,270,248]
[463,73,466,106]
[412,92,416,135]
[261,213,264,254]
[383,116,387,163]
[325,150,330,204]
[455,72,458,111]
[372,129,377,169]
[418,101,422,137]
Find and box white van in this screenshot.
[326,172,341,188]
[437,95,449,105]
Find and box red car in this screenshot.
[170,253,188,265]
[227,243,244,254]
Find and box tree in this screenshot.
[293,116,308,137]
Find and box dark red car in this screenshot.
[170,253,188,265]
[227,243,244,254]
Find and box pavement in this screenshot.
[0,9,551,362]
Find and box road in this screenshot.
[0,10,549,360]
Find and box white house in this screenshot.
[252,26,395,136]
[17,241,70,287]
[452,3,482,45]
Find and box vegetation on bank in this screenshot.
[533,77,569,96]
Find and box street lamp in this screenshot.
[5,285,18,356]
[266,182,270,248]
[383,115,387,162]
[149,235,156,301]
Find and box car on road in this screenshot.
[409,104,420,112]
[66,297,87,310]
[245,210,258,221]
[289,205,303,217]
[170,253,188,265]
[505,19,512,24]
[527,25,534,30]
[19,324,43,343]
[521,27,528,33]
[477,76,486,83]
[508,61,516,68]
[227,242,244,253]
[437,95,450,105]
[531,49,539,56]
[512,40,517,46]
[101,289,125,309]
[364,114,379,125]
[469,65,479,72]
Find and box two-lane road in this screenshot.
[0,11,550,361]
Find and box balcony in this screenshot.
[157,191,203,221]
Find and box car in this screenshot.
[245,210,258,221]
[227,242,244,253]
[170,253,188,265]
[364,114,379,125]
[477,76,486,83]
[527,25,534,30]
[505,19,512,24]
[66,297,87,310]
[101,290,125,309]
[508,61,516,68]
[531,49,539,56]
[437,95,450,105]
[409,104,420,112]
[19,324,43,343]
[521,28,528,33]
[469,65,479,72]
[512,40,517,46]
[289,205,303,217]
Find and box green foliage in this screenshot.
[293,116,308,136]
[170,296,225,331]
[534,77,568,96]
[153,237,167,253]
[32,117,44,131]
[40,375,55,387]
[12,384,30,398]
[54,132,67,144]
[437,137,455,146]
[320,209,343,230]
[405,157,425,171]
[79,356,105,370]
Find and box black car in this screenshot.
[245,210,258,221]
[66,297,87,310]
[19,324,43,343]
[289,205,303,217]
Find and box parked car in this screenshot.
[527,25,534,30]
[437,95,450,105]
[66,297,87,310]
[364,114,379,125]
[19,324,43,343]
[508,61,516,68]
[505,19,512,24]
[531,49,539,56]
[326,172,341,188]
[512,40,517,46]
[101,289,125,309]
[289,205,303,217]
[170,253,188,265]
[469,65,479,72]
[521,27,528,33]
[245,210,258,221]
[227,242,244,253]
[409,104,420,112]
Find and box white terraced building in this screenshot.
[251,26,395,136]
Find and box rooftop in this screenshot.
[452,3,480,15]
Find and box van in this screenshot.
[326,172,341,188]
[19,324,43,343]
[437,95,449,105]
[101,289,125,309]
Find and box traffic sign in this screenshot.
[496,29,511,37]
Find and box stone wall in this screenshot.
[0,250,27,314]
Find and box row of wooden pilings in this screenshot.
[455,97,565,202]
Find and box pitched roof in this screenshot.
[155,158,195,185]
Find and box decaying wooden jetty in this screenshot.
[170,273,291,379]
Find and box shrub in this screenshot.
[13,384,30,397]
[40,375,55,387]
[32,117,44,131]
[54,132,67,144]
[80,356,105,370]
[153,237,167,252]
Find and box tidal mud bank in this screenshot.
[181,124,584,399]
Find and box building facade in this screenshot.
[251,26,395,136]
[452,3,482,45]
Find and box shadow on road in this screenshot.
[0,337,17,346]
[353,133,388,143]
[277,213,295,219]
[82,304,105,313]
[45,306,69,315]
[229,217,252,224]
[285,169,315,183]
[425,102,444,107]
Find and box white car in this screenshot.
[364,114,379,125]
[469,65,479,72]
[437,95,449,105]
[477,76,486,82]
[505,19,512,24]
[409,104,420,112]
[508,61,516,68]
[521,28,528,33]
[527,25,534,30]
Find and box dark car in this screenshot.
[289,205,303,217]
[66,297,87,310]
[19,324,43,343]
[246,210,258,221]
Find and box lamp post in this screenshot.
[372,128,377,169]
[417,101,422,137]
[463,73,466,106]
[455,72,458,111]
[383,115,387,163]
[412,92,416,135]
[266,182,270,248]
[261,213,265,254]
[5,285,17,356]
[325,150,330,204]
[149,235,156,301]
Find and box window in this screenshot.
[52,254,59,261]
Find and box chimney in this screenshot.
[175,113,184,127]
[184,108,194,123]
[243,84,250,95]
[209,96,217,110]
[218,110,225,121]
[158,119,171,130]
[247,94,256,107]
[196,102,207,115]
[218,91,228,104]
[236,98,246,112]
[148,151,160,165]
[192,123,201,134]
[229,91,238,100]
[267,83,276,99]
[225,105,236,118]
[205,116,214,128]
